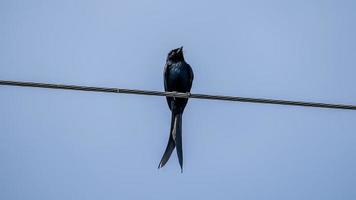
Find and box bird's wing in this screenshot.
[163,63,169,91]
[163,63,173,110]
[187,63,194,90]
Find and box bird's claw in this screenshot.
[186,92,191,98]
[172,91,178,100]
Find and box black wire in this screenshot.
[1,80,355,110]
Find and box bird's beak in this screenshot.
[178,46,183,53]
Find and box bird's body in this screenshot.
[164,61,193,112]
[158,47,194,172]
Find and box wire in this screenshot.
[1,80,356,110]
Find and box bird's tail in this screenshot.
[174,113,183,172]
[158,112,183,172]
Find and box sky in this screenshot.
[1,0,356,199]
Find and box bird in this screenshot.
[158,46,194,172]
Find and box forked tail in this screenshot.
[158,112,183,172]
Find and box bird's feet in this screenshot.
[186,92,191,98]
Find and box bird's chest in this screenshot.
[165,65,190,91]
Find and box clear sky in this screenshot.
[1,0,356,199]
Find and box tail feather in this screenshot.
[158,112,184,172]
[174,113,183,172]
[158,112,176,168]
[158,134,175,168]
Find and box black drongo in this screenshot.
[158,46,194,172]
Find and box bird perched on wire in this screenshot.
[158,46,194,172]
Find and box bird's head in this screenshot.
[167,46,184,62]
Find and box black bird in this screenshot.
[158,46,194,172]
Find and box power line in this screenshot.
[1,80,356,110]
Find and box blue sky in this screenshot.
[1,0,356,199]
